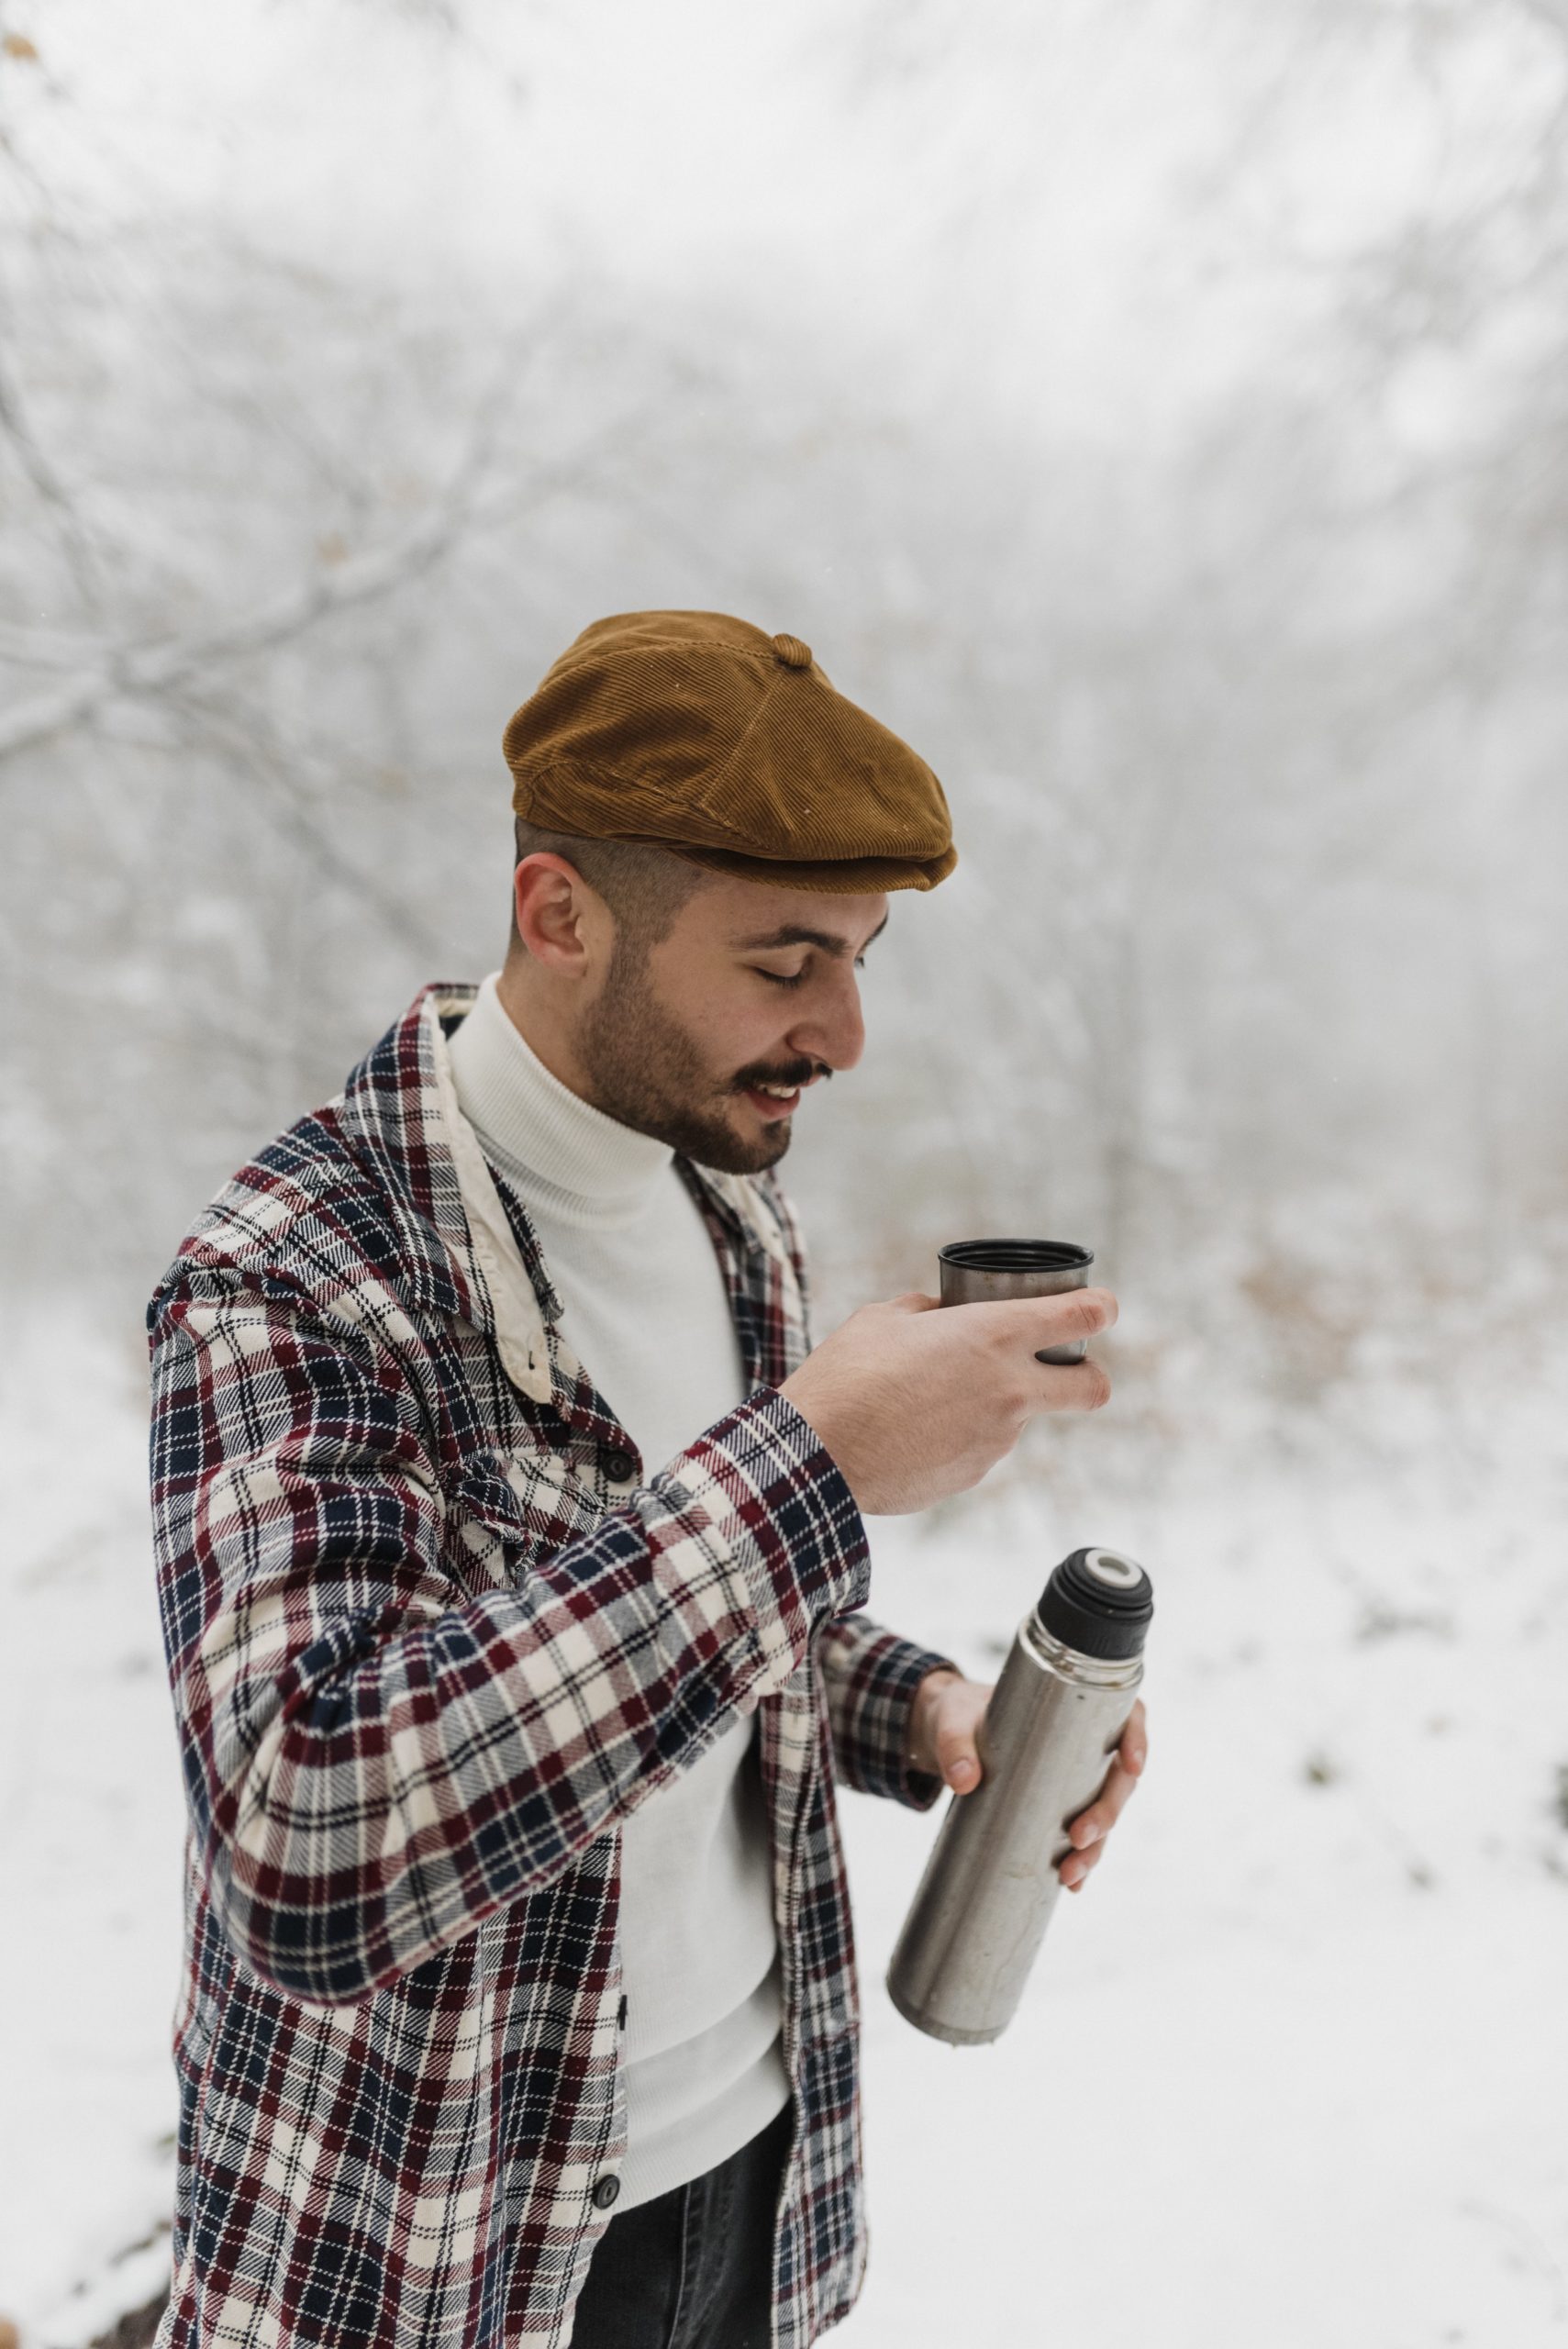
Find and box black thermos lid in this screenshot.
[1038,1546,1154,1660]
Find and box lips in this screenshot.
[742,1084,801,1119]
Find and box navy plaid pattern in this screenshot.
[147,985,951,2349]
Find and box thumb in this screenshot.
[936,1711,984,1794]
[884,1290,942,1316]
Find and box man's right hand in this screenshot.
[777,1287,1117,1515]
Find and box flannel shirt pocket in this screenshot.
[448,1442,588,1592]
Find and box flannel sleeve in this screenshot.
[817,1611,959,1811]
[149,1273,868,2007]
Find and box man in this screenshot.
[147,609,1145,2349]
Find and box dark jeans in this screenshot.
[569,2101,795,2349]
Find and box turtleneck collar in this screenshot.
[447,973,674,1230]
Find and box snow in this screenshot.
[843,1451,1568,2347]
[0,1315,182,2347]
[2,1314,1564,2344]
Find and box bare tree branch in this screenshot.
[0,343,107,614]
[0,417,528,765]
[152,679,453,961]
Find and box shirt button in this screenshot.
[603,1448,637,1486]
[591,2174,621,2211]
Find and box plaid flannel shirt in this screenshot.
[147,983,951,2349]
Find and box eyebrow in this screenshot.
[733,912,891,957]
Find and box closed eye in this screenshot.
[755,956,866,990]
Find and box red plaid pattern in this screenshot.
[147,984,951,2349]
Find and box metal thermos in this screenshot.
[887,1544,1154,2045]
[939,1237,1095,1363]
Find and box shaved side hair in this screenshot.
[508,818,710,957]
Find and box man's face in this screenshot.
[578,875,889,1174]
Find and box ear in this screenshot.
[512,853,604,977]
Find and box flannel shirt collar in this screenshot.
[336,985,788,1401]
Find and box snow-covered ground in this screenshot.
[3,1310,1564,2346]
[845,1436,1568,2349]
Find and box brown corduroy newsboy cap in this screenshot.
[503,608,957,894]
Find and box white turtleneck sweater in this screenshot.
[448,974,791,2209]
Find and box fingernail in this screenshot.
[948,1759,976,1789]
[1076,1822,1103,1847]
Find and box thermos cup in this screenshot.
[938,1237,1095,1363]
[887,1543,1154,2045]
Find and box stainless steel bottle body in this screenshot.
[938,1238,1094,1363]
[887,1564,1147,2047]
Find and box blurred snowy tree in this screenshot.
[0,0,1563,1433]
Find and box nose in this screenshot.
[787,965,866,1074]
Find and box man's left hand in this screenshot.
[908,1673,1148,1893]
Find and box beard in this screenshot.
[576,937,824,1174]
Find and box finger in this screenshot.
[1119,1700,1148,1776]
[886,1290,941,1316]
[1065,1757,1139,1847]
[975,1286,1119,1344]
[1072,1759,1136,1838]
[1058,1842,1106,1888]
[1030,1358,1113,1415]
[934,1708,984,1794]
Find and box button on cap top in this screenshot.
[592,2174,621,2210]
[771,633,812,670]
